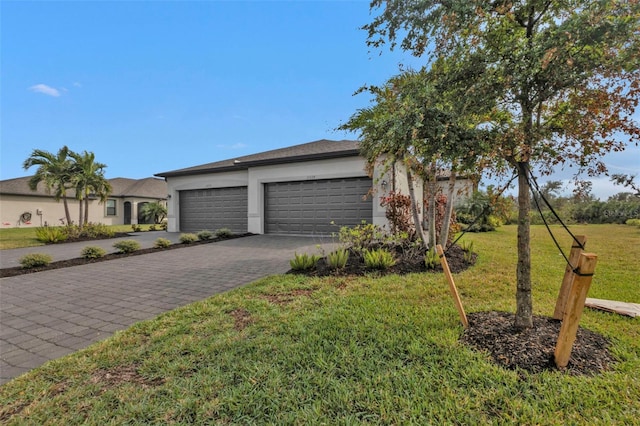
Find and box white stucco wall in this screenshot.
[1,194,117,227]
[163,156,475,234]
[0,194,167,228]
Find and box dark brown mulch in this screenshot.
[461,311,615,376]
[291,244,475,277]
[0,234,252,278]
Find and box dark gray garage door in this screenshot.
[179,187,248,233]
[265,177,372,235]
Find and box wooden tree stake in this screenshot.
[436,244,468,328]
[554,252,597,369]
[553,235,587,320]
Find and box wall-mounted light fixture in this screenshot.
[381,180,388,190]
[167,194,172,199]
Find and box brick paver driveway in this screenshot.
[0,235,334,385]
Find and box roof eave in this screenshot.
[155,149,361,178]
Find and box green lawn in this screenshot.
[1,225,638,424]
[0,224,158,250]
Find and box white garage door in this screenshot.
[264,177,372,235]
[179,187,248,233]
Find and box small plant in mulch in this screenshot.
[290,223,476,277]
[113,239,141,254]
[197,230,214,241]
[289,253,321,271]
[215,228,233,238]
[327,248,349,270]
[80,246,107,259]
[179,233,199,244]
[363,248,396,270]
[19,253,53,269]
[153,237,172,249]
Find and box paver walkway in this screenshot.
[0,235,335,385]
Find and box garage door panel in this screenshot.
[265,177,372,235]
[179,186,247,233]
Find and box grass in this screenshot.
[1,225,639,424]
[0,224,158,250]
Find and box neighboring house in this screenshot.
[155,139,475,235]
[0,177,167,227]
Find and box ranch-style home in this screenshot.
[155,139,474,235]
[0,177,167,228]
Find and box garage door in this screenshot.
[265,177,372,235]
[179,187,248,233]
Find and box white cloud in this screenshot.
[28,84,61,97]
[73,82,82,88]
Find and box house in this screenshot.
[0,177,167,227]
[155,139,474,235]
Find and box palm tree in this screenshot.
[23,146,74,225]
[139,201,167,224]
[69,150,112,226]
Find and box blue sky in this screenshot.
[2,1,638,199]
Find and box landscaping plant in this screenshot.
[154,237,172,249]
[289,253,320,271]
[113,239,141,254]
[179,233,199,244]
[80,246,107,259]
[19,253,53,269]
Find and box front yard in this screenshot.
[1,224,638,424]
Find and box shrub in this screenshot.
[131,224,142,232]
[197,230,214,240]
[149,225,157,231]
[337,221,385,253]
[424,247,439,269]
[380,191,413,235]
[154,237,172,249]
[363,248,396,270]
[179,233,199,244]
[113,239,141,254]
[81,223,115,239]
[81,246,107,259]
[35,226,68,243]
[290,253,320,271]
[19,253,53,269]
[327,248,350,270]
[215,228,233,238]
[626,218,640,227]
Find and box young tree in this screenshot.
[340,69,483,248]
[23,146,74,225]
[364,0,640,328]
[140,201,167,224]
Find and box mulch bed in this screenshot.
[0,233,251,278]
[461,311,615,376]
[292,244,475,277]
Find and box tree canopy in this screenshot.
[24,147,112,226]
[361,0,640,328]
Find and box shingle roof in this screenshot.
[0,176,167,199]
[155,139,360,178]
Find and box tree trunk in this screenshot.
[84,194,90,225]
[406,168,428,249]
[440,169,456,247]
[78,198,84,228]
[62,194,72,225]
[426,162,437,248]
[515,161,533,329]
